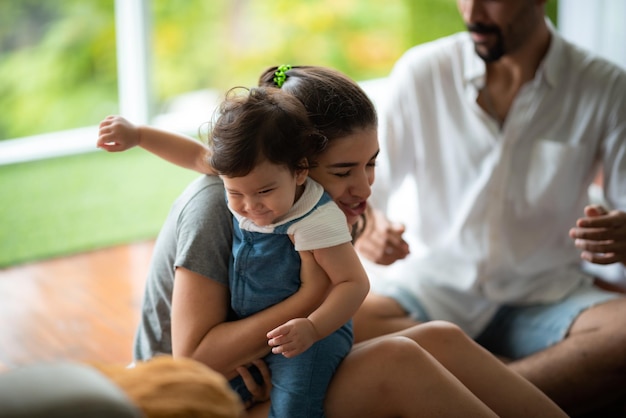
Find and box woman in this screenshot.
[98,65,566,417]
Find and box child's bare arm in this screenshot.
[97,115,216,175]
[267,243,369,357]
[307,243,370,337]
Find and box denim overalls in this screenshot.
[229,192,353,418]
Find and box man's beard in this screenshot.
[467,23,506,63]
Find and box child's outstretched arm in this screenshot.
[97,115,216,175]
[266,243,370,358]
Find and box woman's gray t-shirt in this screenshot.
[133,175,233,360]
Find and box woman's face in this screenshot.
[308,126,379,227]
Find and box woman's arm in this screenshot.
[97,115,215,174]
[171,250,329,378]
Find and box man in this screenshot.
[353,0,626,416]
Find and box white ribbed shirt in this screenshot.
[233,177,352,252]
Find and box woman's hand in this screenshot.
[355,207,410,265]
[569,205,626,266]
[97,115,141,152]
[236,359,272,409]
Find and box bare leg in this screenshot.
[509,297,626,416]
[389,321,568,418]
[353,293,420,342]
[325,336,498,418]
[247,336,498,417]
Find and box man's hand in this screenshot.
[97,115,140,152]
[355,207,410,265]
[569,204,626,266]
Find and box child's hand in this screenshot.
[267,318,319,358]
[97,115,141,152]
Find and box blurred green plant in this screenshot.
[149,0,465,101]
[0,0,118,139]
[0,0,467,140]
[0,0,558,140]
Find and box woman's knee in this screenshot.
[326,336,431,417]
[374,335,427,362]
[410,320,468,342]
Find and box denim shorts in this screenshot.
[384,281,622,360]
[474,283,622,359]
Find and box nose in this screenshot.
[350,169,373,199]
[243,196,263,212]
[459,0,486,23]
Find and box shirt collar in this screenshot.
[462,32,486,90]
[540,18,564,89]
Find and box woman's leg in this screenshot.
[325,336,498,418]
[248,323,567,417]
[389,321,568,418]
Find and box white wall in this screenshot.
[558,0,626,69]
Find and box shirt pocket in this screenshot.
[522,140,592,213]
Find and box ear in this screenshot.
[295,158,309,185]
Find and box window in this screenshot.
[1,0,466,163]
[0,1,118,139]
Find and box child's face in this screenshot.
[308,126,378,227]
[222,159,307,226]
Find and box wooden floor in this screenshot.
[0,241,154,372]
[2,238,625,376]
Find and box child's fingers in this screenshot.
[98,115,116,129]
[267,333,291,348]
[266,324,290,339]
[97,142,125,152]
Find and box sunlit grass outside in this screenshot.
[0,148,197,268]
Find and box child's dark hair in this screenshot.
[258,66,377,151]
[209,86,326,177]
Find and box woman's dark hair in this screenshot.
[258,66,377,155]
[208,86,326,177]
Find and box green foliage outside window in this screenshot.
[1,0,556,141]
[0,0,558,268]
[0,0,117,139]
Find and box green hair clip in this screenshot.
[273,64,292,88]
